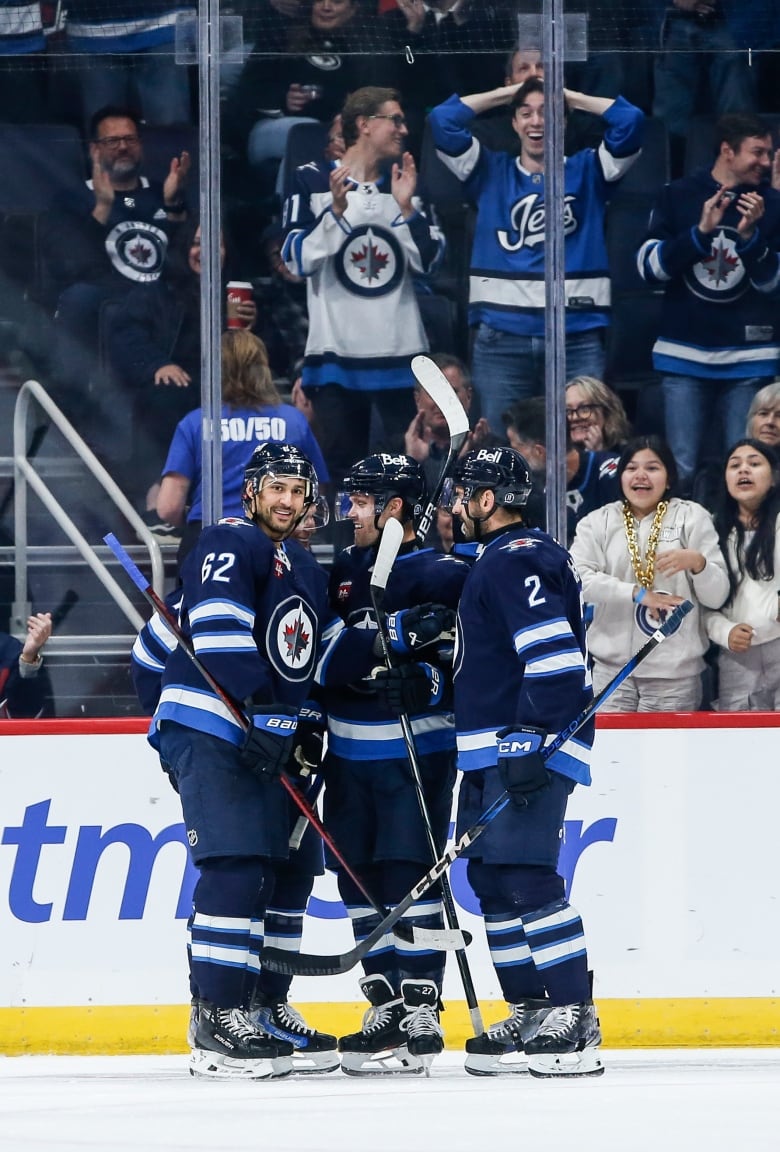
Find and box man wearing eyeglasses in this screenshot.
[282,85,445,488]
[42,104,190,404]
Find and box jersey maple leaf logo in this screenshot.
[350,239,389,282]
[283,609,310,662]
[702,234,739,286]
[127,238,154,266]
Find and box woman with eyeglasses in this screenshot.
[705,439,780,710]
[565,376,631,453]
[570,435,729,712]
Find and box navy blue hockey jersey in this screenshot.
[149,518,329,747]
[638,167,780,378]
[316,543,469,761]
[453,524,594,785]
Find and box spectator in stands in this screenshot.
[503,396,620,540]
[570,434,729,711]
[428,78,644,434]
[637,112,780,497]
[651,0,758,151]
[43,106,190,403]
[746,381,780,448]
[254,224,309,380]
[155,328,328,562]
[108,218,256,510]
[403,352,493,497]
[64,0,193,129]
[706,438,780,710]
[381,0,513,150]
[225,0,380,196]
[282,85,445,485]
[565,375,632,452]
[0,611,51,718]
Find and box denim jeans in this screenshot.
[470,324,606,436]
[661,373,762,492]
[653,16,756,139]
[79,51,192,129]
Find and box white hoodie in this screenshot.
[571,498,730,679]
[705,514,780,650]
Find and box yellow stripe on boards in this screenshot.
[1,1000,779,1056]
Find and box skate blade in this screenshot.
[189,1049,293,1081]
[528,1049,605,1078]
[340,1046,424,1077]
[464,1052,529,1077]
[291,1052,341,1076]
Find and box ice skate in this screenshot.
[400,979,443,1076]
[250,1000,340,1074]
[338,974,423,1077]
[525,1000,604,1078]
[189,1001,294,1081]
[464,998,551,1077]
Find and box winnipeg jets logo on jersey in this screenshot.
[105,220,168,282]
[267,597,317,681]
[347,607,377,631]
[634,599,684,639]
[336,225,404,297]
[688,228,747,302]
[497,192,577,252]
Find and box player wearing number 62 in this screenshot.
[143,443,331,1081]
[446,446,603,1078]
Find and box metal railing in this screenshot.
[12,379,165,638]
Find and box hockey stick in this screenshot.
[288,773,324,851]
[370,516,483,1036]
[103,532,459,950]
[262,598,695,976]
[411,355,470,546]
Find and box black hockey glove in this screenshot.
[373,662,443,715]
[290,702,326,780]
[496,725,550,807]
[385,603,456,656]
[239,705,298,781]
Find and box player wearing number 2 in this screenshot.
[444,445,603,1078]
[147,442,330,1080]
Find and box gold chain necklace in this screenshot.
[622,499,668,589]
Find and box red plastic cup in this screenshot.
[226,281,253,329]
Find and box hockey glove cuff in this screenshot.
[385,603,456,655]
[373,662,443,715]
[239,705,298,780]
[290,701,326,780]
[496,725,550,807]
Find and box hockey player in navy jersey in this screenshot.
[143,442,332,1080]
[282,86,445,484]
[314,453,469,1074]
[442,446,603,1078]
[428,77,644,434]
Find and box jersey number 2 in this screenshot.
[524,575,546,607]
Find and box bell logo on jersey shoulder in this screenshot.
[266,596,318,682]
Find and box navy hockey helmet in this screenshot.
[242,442,319,516]
[336,453,427,524]
[447,447,532,509]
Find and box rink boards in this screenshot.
[1,714,779,1054]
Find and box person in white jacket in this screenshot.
[570,435,729,711]
[706,438,780,711]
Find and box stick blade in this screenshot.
[411,355,470,439]
[261,945,359,978]
[370,517,404,592]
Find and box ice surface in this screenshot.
[1,1050,779,1152]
